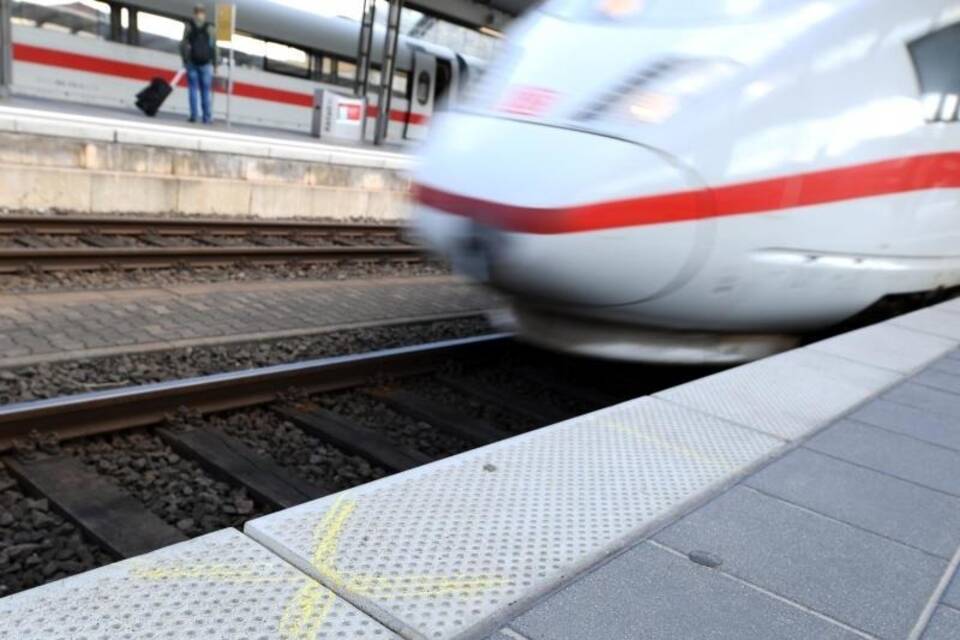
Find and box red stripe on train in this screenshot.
[366,105,428,125]
[412,152,960,234]
[12,43,427,124]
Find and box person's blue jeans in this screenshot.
[186,63,214,123]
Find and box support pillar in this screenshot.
[374,0,404,146]
[355,0,375,97]
[0,0,12,98]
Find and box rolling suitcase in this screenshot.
[135,69,185,117]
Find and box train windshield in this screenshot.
[543,0,810,23]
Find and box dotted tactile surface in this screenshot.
[892,307,960,341]
[655,348,901,441]
[0,528,401,640]
[246,397,783,640]
[807,323,957,374]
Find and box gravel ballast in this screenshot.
[211,407,388,490]
[61,431,269,538]
[0,316,493,404]
[316,391,474,459]
[0,260,449,294]
[403,372,538,434]
[0,465,112,597]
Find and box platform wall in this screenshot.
[0,130,412,220]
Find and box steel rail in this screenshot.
[0,215,405,237]
[0,245,423,271]
[0,333,513,450]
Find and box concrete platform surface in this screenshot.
[0,528,401,640]
[0,277,497,368]
[0,98,413,170]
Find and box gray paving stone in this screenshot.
[914,369,960,395]
[931,356,960,377]
[849,399,960,452]
[0,279,497,364]
[655,487,946,640]
[945,573,960,610]
[923,606,960,640]
[746,447,960,558]
[512,543,860,640]
[807,420,960,496]
[885,382,960,421]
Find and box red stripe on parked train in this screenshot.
[412,152,960,234]
[12,43,428,125]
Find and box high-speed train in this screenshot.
[8,0,482,141]
[412,0,960,364]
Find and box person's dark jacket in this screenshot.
[180,20,219,67]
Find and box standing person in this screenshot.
[180,4,218,124]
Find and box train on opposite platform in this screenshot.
[412,0,960,364]
[8,0,483,141]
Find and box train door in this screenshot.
[404,51,436,141]
[434,58,454,111]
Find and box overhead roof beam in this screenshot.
[406,0,515,31]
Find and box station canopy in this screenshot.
[407,0,539,31]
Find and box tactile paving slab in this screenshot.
[0,528,401,640]
[892,308,960,341]
[807,323,957,374]
[655,348,901,441]
[246,397,783,640]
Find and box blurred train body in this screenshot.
[413,0,960,363]
[8,0,482,141]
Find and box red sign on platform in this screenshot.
[338,103,363,121]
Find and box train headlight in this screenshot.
[577,58,739,124]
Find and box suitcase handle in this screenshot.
[171,68,186,88]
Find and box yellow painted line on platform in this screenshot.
[607,419,720,465]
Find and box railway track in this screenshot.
[1,333,697,593]
[0,215,421,272]
[0,334,514,448]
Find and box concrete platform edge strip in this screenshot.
[0,528,404,639]
[245,422,794,640]
[0,108,415,171]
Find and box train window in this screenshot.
[365,68,409,94]
[394,70,410,96]
[337,60,357,86]
[264,41,310,79]
[134,11,186,56]
[223,32,267,71]
[416,70,431,105]
[11,0,110,39]
[908,23,960,122]
[321,56,336,79]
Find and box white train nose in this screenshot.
[413,112,713,306]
